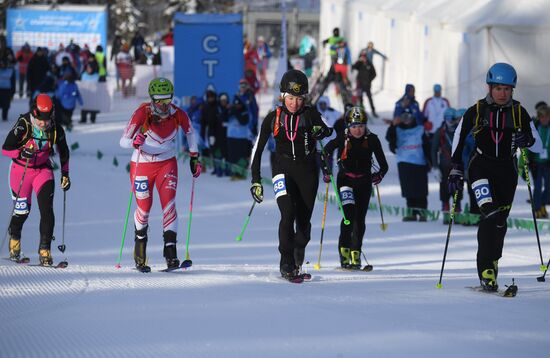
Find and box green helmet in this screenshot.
[345,106,368,126]
[148,77,174,100]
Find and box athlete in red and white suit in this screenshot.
[120,102,200,267]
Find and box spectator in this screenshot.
[255,36,271,92]
[131,31,145,62]
[361,41,388,64]
[56,71,83,129]
[110,34,123,90]
[528,106,550,218]
[79,63,100,124]
[0,59,15,121]
[299,32,316,77]
[393,84,423,126]
[227,96,251,180]
[58,56,76,80]
[217,93,231,175]
[386,110,431,221]
[237,79,259,143]
[201,90,223,176]
[352,51,377,117]
[95,45,107,82]
[322,27,344,62]
[116,43,134,97]
[161,27,174,46]
[15,43,33,98]
[26,47,50,103]
[423,84,451,135]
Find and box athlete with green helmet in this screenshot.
[148,77,174,118]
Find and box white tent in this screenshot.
[320,0,550,112]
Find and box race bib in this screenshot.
[339,186,355,206]
[471,179,492,207]
[13,197,29,215]
[272,174,287,199]
[134,176,150,200]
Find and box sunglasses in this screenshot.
[153,98,172,104]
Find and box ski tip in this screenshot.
[436,283,443,289]
[180,260,193,269]
[313,264,321,270]
[56,261,68,269]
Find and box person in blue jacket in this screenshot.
[393,84,423,126]
[386,109,431,221]
[227,96,251,180]
[55,71,83,129]
[0,58,15,121]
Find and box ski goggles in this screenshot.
[153,98,172,105]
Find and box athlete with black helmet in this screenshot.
[250,69,333,282]
[322,106,388,269]
[2,93,70,266]
[449,63,542,291]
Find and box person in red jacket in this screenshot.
[15,43,33,98]
[119,78,201,272]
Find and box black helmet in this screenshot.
[345,106,368,126]
[279,69,308,96]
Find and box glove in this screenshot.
[514,130,535,149]
[20,147,36,160]
[447,164,464,194]
[61,174,71,191]
[250,182,263,203]
[189,156,202,178]
[371,172,383,185]
[132,133,146,149]
[312,126,333,140]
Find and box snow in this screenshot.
[1,81,550,357]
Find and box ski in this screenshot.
[337,265,374,272]
[133,265,151,273]
[3,257,30,264]
[467,283,517,298]
[159,266,183,273]
[29,261,68,269]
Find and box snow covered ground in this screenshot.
[1,80,550,358]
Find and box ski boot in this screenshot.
[39,249,53,267]
[480,269,498,292]
[339,247,351,269]
[294,247,310,280]
[163,230,180,270]
[280,263,303,283]
[134,226,151,273]
[350,250,362,270]
[9,237,21,262]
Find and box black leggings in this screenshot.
[9,180,55,250]
[337,174,372,251]
[272,155,319,269]
[468,154,517,280]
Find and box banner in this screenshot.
[6,6,107,50]
[173,13,243,105]
[77,81,111,113]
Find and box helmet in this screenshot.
[148,77,174,100]
[486,63,517,87]
[443,107,456,122]
[345,106,368,126]
[455,108,467,119]
[32,94,54,121]
[279,69,308,96]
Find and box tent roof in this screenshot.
[357,0,550,32]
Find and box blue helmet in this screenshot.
[486,63,517,87]
[444,108,456,122]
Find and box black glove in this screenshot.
[20,147,36,160]
[447,163,464,194]
[250,183,263,203]
[61,174,71,191]
[515,130,535,149]
[189,156,202,178]
[372,172,383,185]
[312,126,333,140]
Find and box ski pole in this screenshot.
[235,201,256,242]
[319,142,350,225]
[56,191,68,266]
[436,190,459,288]
[1,156,30,254]
[520,148,547,272]
[314,182,330,270]
[181,177,196,268]
[375,184,388,231]
[115,150,141,268]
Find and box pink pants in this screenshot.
[10,162,54,214]
[130,158,179,233]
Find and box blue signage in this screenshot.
[173,13,243,102]
[6,7,107,50]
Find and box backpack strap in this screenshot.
[273,107,282,136]
[511,101,521,130]
[472,100,483,137]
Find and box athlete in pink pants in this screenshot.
[2,94,70,266]
[120,78,201,272]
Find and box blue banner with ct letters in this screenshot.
[7,7,107,50]
[173,13,243,105]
